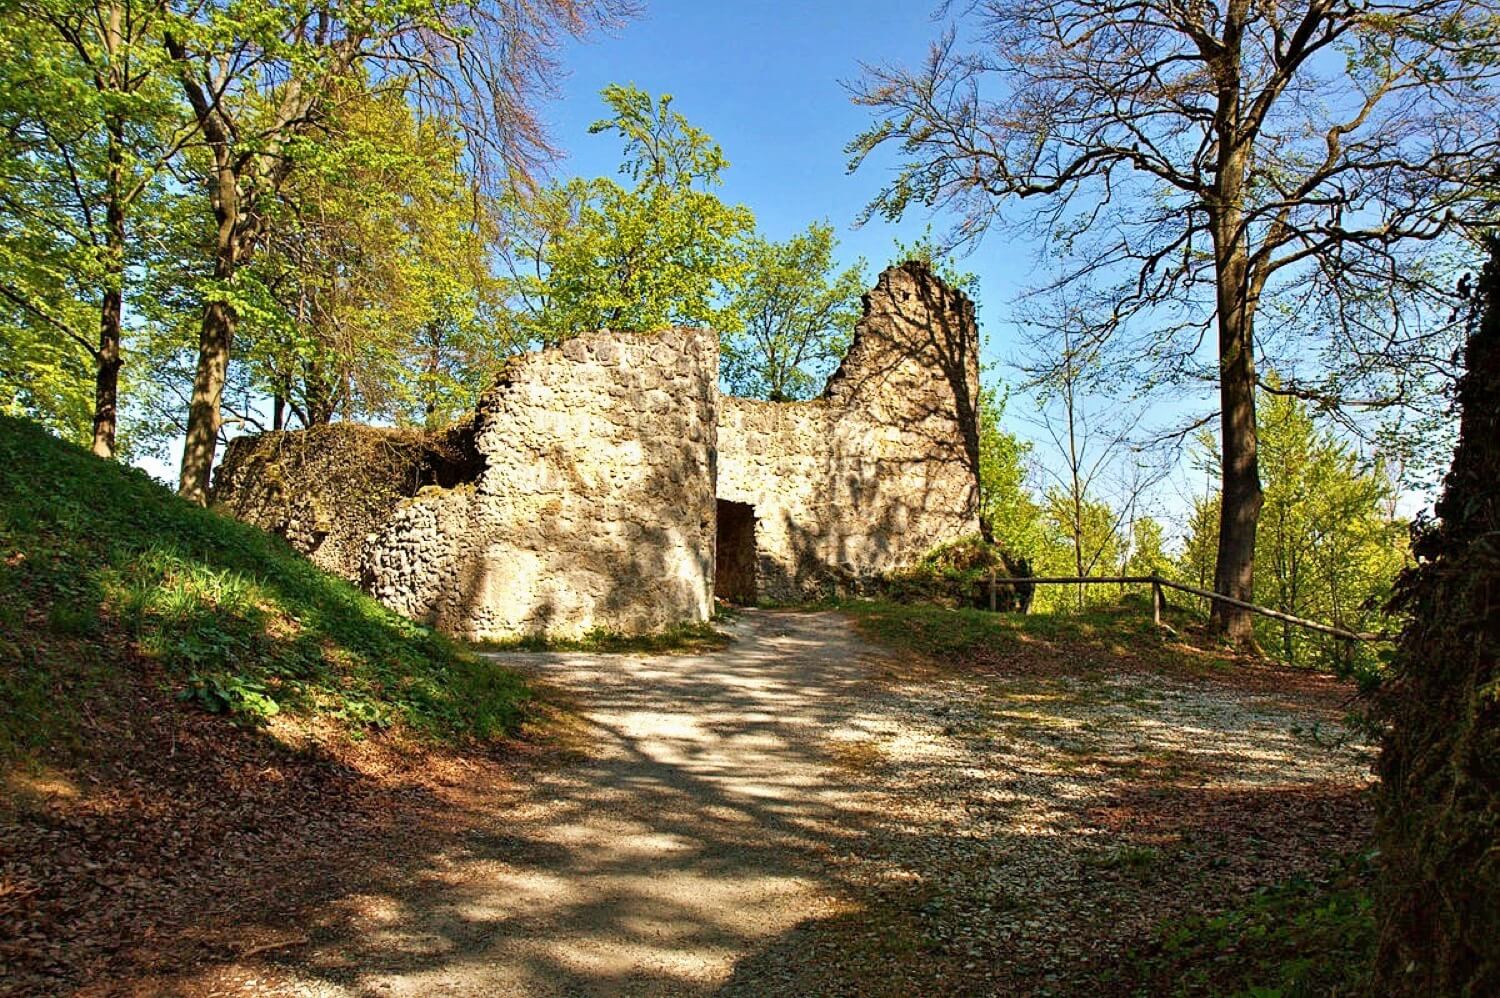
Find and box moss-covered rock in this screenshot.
[212,420,480,581]
[880,534,1034,611]
[1373,239,1500,994]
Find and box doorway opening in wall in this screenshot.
[714,500,757,605]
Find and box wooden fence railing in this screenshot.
[983,573,1390,643]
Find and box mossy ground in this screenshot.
[838,593,1233,674]
[1120,852,1376,997]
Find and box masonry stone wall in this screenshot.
[361,327,718,639]
[211,262,980,638]
[213,423,477,581]
[715,262,982,601]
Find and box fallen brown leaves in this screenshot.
[785,619,1378,997]
[0,683,521,997]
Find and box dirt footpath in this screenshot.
[185,609,1373,997]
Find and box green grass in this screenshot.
[472,620,730,655]
[1120,852,1377,997]
[839,594,1212,668]
[0,415,528,756]
[1087,844,1165,873]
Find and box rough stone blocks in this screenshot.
[213,262,980,638]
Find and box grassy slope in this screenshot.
[841,593,1238,678]
[0,414,527,757]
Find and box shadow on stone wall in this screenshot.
[442,422,714,639]
[214,264,982,637]
[212,421,485,581]
[369,326,718,641]
[719,261,984,603]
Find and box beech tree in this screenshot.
[1253,386,1406,665]
[244,82,504,429]
[0,0,189,458]
[497,85,754,344]
[977,384,1044,559]
[848,0,1500,643]
[165,0,631,503]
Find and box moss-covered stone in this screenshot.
[1374,238,1500,994]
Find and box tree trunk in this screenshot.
[1063,335,1085,611]
[92,285,123,459]
[91,7,126,460]
[1210,276,1264,646]
[93,138,124,458]
[178,155,241,504]
[178,298,235,503]
[1373,237,1500,995]
[1205,14,1264,648]
[424,332,441,427]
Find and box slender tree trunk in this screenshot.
[91,6,126,460]
[1066,366,1085,611]
[92,282,123,459]
[178,156,241,504]
[1206,35,1264,646]
[424,330,441,426]
[179,298,235,503]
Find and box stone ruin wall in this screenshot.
[214,423,477,582]
[215,327,718,641]
[363,327,717,639]
[211,262,980,638]
[715,262,982,602]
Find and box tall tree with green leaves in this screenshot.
[164,0,631,503]
[498,85,754,344]
[976,384,1044,559]
[721,223,864,401]
[0,0,188,457]
[1178,493,1220,590]
[1254,385,1406,664]
[849,0,1500,644]
[242,81,505,430]
[1124,516,1168,578]
[1180,385,1407,660]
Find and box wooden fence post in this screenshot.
[1152,577,1163,627]
[989,568,997,612]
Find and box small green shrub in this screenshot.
[881,534,1032,610]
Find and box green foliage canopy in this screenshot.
[720,223,865,401]
[499,85,755,343]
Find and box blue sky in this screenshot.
[537,1,1214,526]
[543,0,1033,350]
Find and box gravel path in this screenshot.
[232,609,1372,997]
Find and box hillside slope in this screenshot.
[0,414,526,756]
[0,416,534,991]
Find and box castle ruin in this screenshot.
[213,262,982,639]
